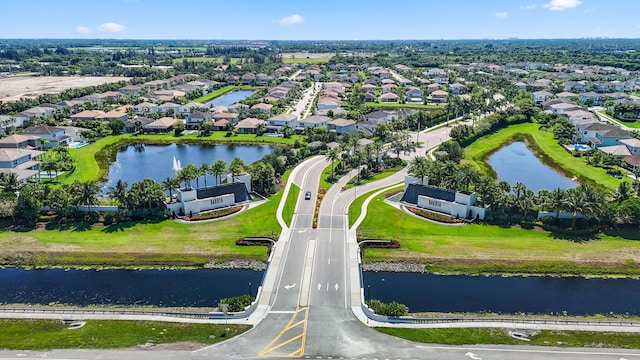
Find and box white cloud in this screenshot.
[276,14,304,25]
[520,4,537,10]
[97,22,126,32]
[543,0,582,11]
[75,26,90,34]
[495,11,509,18]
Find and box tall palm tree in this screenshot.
[107,179,129,208]
[229,157,246,182]
[326,149,339,178]
[182,164,199,189]
[198,163,210,188]
[211,160,227,185]
[613,181,632,204]
[161,177,178,198]
[75,181,101,215]
[409,156,430,185]
[544,188,566,220]
[455,163,481,191]
[513,182,527,199]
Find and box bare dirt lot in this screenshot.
[0,74,130,102]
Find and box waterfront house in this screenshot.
[21,125,71,148]
[235,118,266,134]
[0,134,42,149]
[0,148,44,182]
[142,117,176,134]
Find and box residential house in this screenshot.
[532,90,553,104]
[0,148,44,182]
[212,112,240,124]
[550,102,583,116]
[405,87,424,104]
[235,118,266,134]
[134,102,159,116]
[449,83,467,95]
[429,90,449,104]
[380,92,399,103]
[364,92,377,102]
[0,134,42,149]
[95,105,131,122]
[178,102,203,115]
[70,110,103,121]
[57,126,90,143]
[382,83,397,93]
[620,138,640,156]
[267,114,298,132]
[142,117,176,134]
[158,102,181,115]
[297,115,330,130]
[119,84,143,94]
[123,117,154,133]
[579,92,603,106]
[251,103,273,116]
[241,73,256,85]
[327,118,356,134]
[228,103,249,115]
[185,111,212,129]
[589,126,631,147]
[21,125,71,148]
[427,83,442,93]
[317,97,340,110]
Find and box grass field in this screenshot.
[357,189,640,276]
[344,166,404,190]
[463,123,622,190]
[376,327,640,349]
[0,182,285,267]
[365,102,442,110]
[0,319,249,350]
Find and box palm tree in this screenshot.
[544,188,566,220]
[2,172,21,193]
[76,181,101,215]
[198,163,210,188]
[513,182,527,199]
[455,163,481,191]
[326,149,339,178]
[161,177,178,198]
[613,181,632,204]
[107,179,129,208]
[229,157,246,182]
[409,156,430,185]
[211,160,227,185]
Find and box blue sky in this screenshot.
[1,0,639,40]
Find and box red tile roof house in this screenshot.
[0,134,42,149]
[429,90,449,104]
[70,110,104,121]
[212,112,240,124]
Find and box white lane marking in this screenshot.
[328,258,331,265]
[334,283,339,291]
[465,352,482,360]
[284,283,296,290]
[268,311,296,314]
[317,283,321,291]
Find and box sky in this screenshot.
[1,0,639,40]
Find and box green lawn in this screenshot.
[348,186,402,228]
[597,110,640,129]
[194,85,261,104]
[281,57,331,64]
[344,166,404,190]
[358,71,368,80]
[463,122,622,190]
[0,183,285,268]
[365,102,442,110]
[0,319,249,350]
[376,328,640,349]
[357,189,640,276]
[319,161,341,190]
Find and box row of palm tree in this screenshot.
[167,158,247,193]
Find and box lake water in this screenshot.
[101,143,273,191]
[364,272,640,315]
[203,90,255,108]
[488,141,577,192]
[0,268,263,307]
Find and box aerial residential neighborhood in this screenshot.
[2,0,640,359]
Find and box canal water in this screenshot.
[488,141,577,192]
[2,268,640,315]
[0,268,263,307]
[203,90,255,108]
[363,272,640,315]
[101,143,273,191]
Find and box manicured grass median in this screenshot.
[376,327,640,349]
[357,189,640,276]
[283,184,300,227]
[0,319,249,350]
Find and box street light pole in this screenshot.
[248,282,252,299]
[367,284,371,301]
